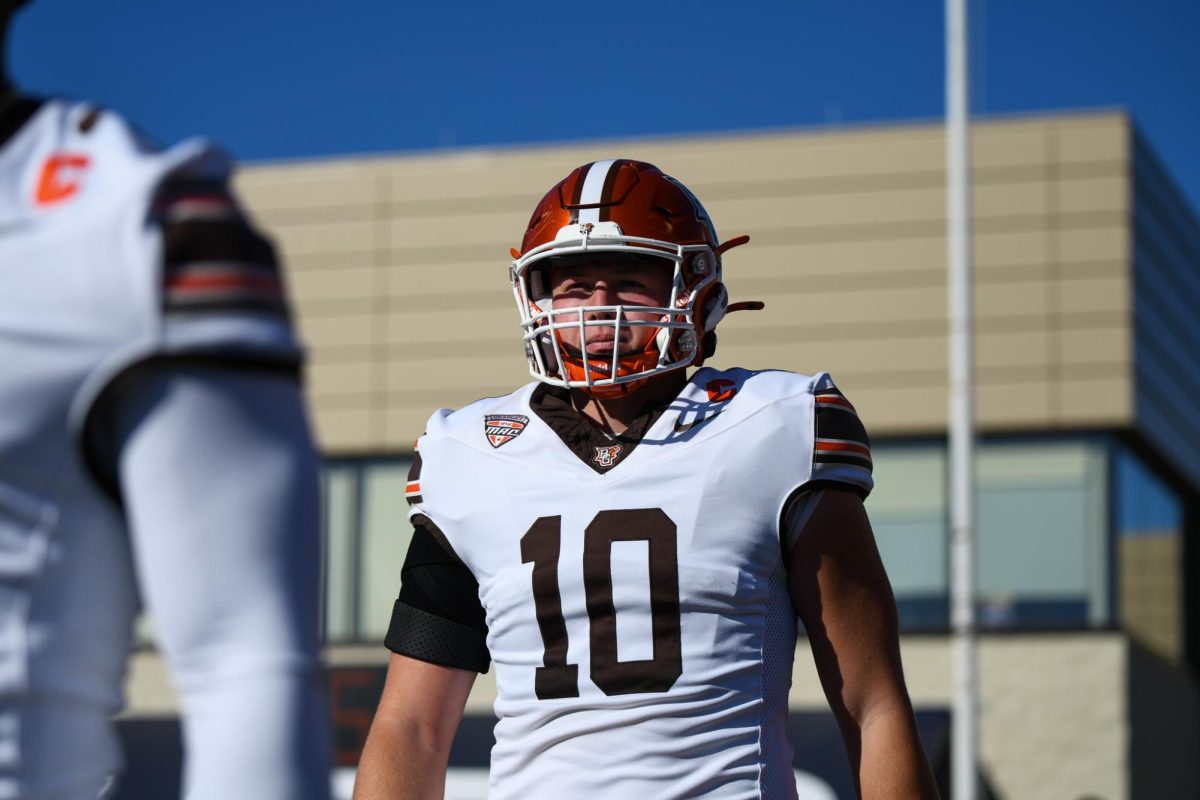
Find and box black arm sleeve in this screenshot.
[384,515,490,673]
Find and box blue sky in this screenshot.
[9,1,1200,215]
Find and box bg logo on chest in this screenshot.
[593,445,623,468]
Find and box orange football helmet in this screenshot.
[509,159,753,397]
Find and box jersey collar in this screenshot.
[528,383,676,475]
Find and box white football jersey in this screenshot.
[408,367,872,799]
[0,99,299,797]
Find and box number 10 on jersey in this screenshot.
[520,509,683,699]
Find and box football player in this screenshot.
[354,159,938,799]
[1,2,330,798]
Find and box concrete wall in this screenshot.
[234,111,1135,454]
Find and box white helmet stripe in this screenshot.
[576,159,617,224]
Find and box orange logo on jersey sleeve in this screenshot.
[705,379,737,403]
[35,154,91,206]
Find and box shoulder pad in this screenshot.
[6,99,231,220]
[419,384,539,446]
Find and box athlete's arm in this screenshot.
[354,517,488,798]
[98,364,331,799]
[788,489,939,800]
[353,654,476,800]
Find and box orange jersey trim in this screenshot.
[814,393,857,412]
[814,438,872,457]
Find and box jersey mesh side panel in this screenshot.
[759,563,799,799]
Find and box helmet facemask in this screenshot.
[510,159,756,397]
[510,222,720,397]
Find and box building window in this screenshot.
[975,441,1110,629]
[321,457,415,643]
[869,438,1112,631]
[323,438,1123,641]
[868,444,947,630]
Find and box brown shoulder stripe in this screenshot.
[813,437,873,467]
[163,216,277,266]
[814,389,857,414]
[813,390,871,470]
[160,189,289,317]
[814,404,869,445]
[405,451,424,505]
[163,262,287,316]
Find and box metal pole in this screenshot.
[946,0,978,798]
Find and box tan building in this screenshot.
[124,110,1200,799]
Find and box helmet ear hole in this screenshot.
[536,332,558,375]
[525,330,561,377]
[528,266,551,303]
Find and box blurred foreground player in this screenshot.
[0,2,329,798]
[355,159,937,799]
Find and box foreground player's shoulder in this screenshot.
[3,101,143,221]
[416,383,540,451]
[688,366,828,410]
[406,383,540,516]
[698,367,873,497]
[707,368,863,417]
[151,140,296,362]
[16,100,228,207]
[69,105,299,366]
[26,99,291,337]
[62,102,301,445]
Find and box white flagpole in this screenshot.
[946,0,979,798]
